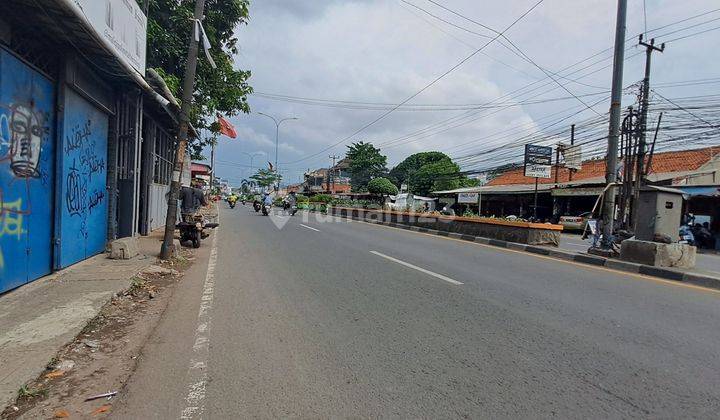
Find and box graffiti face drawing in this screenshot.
[9,104,44,178]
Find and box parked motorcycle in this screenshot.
[178,214,219,248]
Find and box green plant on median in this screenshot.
[18,385,47,400]
[309,194,333,203]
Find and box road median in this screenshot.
[328,208,720,291]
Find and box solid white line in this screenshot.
[300,224,320,232]
[180,211,220,419]
[370,251,463,285]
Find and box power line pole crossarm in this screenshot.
[160,0,206,260]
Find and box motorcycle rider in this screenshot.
[286,191,297,215]
[179,180,208,222]
[227,192,239,208]
[263,192,273,207]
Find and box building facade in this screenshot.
[0,0,183,293]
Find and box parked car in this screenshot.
[559,212,591,231]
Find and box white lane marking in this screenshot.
[370,251,463,285]
[300,224,320,232]
[180,212,220,419]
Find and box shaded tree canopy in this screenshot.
[389,151,450,187]
[345,142,388,192]
[367,177,398,196]
[250,168,281,188]
[142,0,253,158]
[404,154,479,196]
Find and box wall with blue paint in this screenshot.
[0,49,56,293]
[56,88,109,268]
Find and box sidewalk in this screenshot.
[0,236,161,409]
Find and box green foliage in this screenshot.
[389,152,450,187]
[408,159,462,196]
[309,194,333,203]
[367,177,398,196]
[142,0,253,158]
[250,169,280,188]
[294,194,310,203]
[332,199,382,209]
[345,142,387,192]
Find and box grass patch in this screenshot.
[17,385,47,401]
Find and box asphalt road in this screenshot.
[113,204,720,419]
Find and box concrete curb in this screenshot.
[332,211,720,291]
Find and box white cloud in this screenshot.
[211,0,720,186]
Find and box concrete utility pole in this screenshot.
[160,0,206,260]
[600,0,628,250]
[329,154,340,194]
[210,135,216,193]
[257,113,298,191]
[632,35,665,231]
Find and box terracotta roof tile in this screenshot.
[486,146,719,186]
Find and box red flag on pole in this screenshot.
[216,114,237,139]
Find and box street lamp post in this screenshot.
[238,151,266,174]
[257,112,298,190]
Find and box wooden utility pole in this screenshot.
[160,0,206,259]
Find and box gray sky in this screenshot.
[209,0,720,186]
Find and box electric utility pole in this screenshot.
[632,35,665,231]
[160,0,206,260]
[599,0,627,251]
[329,154,340,193]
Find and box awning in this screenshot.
[674,185,720,197]
[552,186,605,197]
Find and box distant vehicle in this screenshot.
[559,212,591,231]
[679,224,696,246]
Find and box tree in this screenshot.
[408,159,462,196]
[250,169,280,189]
[389,152,449,187]
[367,177,399,196]
[143,0,253,158]
[345,142,387,192]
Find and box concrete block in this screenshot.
[620,239,696,268]
[109,237,139,260]
[172,239,181,258]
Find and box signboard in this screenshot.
[524,144,552,179]
[561,144,582,170]
[69,0,147,75]
[457,192,479,204]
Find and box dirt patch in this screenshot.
[1,250,195,420]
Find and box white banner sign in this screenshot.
[458,192,479,204]
[70,0,147,74]
[524,164,552,179]
[562,144,582,170]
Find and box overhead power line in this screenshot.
[281,0,546,166]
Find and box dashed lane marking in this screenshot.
[370,250,463,286]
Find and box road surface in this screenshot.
[113,205,720,418]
